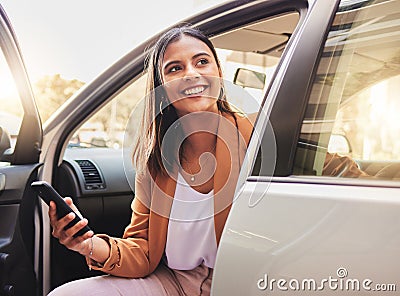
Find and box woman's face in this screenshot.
[161,35,221,117]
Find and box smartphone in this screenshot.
[31,181,91,237]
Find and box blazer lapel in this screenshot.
[148,169,177,269]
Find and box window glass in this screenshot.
[0,48,24,154]
[216,48,280,114]
[68,74,147,149]
[213,12,299,115]
[293,0,400,180]
[34,74,85,124]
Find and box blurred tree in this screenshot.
[88,75,147,146]
[34,74,85,123]
[34,73,147,149]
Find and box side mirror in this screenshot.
[233,68,266,90]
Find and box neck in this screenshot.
[184,132,217,157]
[180,111,219,157]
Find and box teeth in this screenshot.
[184,86,204,95]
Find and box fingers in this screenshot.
[48,201,58,224]
[48,197,76,222]
[64,216,90,239]
[64,197,82,218]
[53,214,94,252]
[48,197,92,253]
[49,197,88,237]
[59,219,91,245]
[51,212,71,238]
[48,197,81,233]
[64,197,75,209]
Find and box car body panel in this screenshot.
[213,179,400,295]
[212,0,400,295]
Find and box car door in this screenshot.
[0,5,42,296]
[214,0,400,295]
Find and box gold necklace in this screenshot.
[182,143,216,183]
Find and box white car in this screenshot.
[0,0,399,295]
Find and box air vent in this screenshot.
[75,160,106,190]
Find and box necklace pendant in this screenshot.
[190,176,195,182]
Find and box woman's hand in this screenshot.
[48,197,94,256]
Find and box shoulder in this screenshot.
[232,112,254,146]
[133,169,155,210]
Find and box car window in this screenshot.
[293,0,400,180]
[213,12,299,115]
[68,74,147,149]
[67,11,300,150]
[34,75,85,124]
[0,46,24,159]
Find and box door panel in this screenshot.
[0,164,41,296]
[214,180,400,295]
[214,0,400,294]
[0,205,18,248]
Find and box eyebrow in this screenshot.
[163,52,212,72]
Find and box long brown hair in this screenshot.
[132,26,236,176]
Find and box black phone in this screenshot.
[31,181,91,237]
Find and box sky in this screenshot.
[1,0,226,83]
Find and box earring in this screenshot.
[219,85,225,100]
[160,100,164,115]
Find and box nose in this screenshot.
[183,64,200,81]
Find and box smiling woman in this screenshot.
[47,26,253,296]
[162,36,221,116]
[161,36,221,116]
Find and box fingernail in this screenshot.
[68,213,75,219]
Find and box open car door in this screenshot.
[0,5,42,296]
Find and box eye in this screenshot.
[197,58,209,66]
[168,65,181,73]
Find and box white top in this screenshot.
[165,173,217,270]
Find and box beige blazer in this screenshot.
[88,111,253,278]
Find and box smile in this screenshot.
[183,86,206,96]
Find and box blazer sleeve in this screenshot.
[86,173,153,278]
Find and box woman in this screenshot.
[48,26,253,295]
